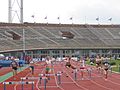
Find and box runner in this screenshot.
[29,61,34,75]
[95,55,102,73]
[45,56,52,80]
[79,56,86,80]
[45,65,51,80]
[11,60,18,79]
[103,62,109,80]
[64,56,76,69]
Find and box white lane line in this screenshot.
[107,79,120,86]
[40,86,58,88]
[92,71,120,89]
[90,80,113,90]
[61,82,75,84]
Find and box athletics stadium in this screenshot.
[0,0,120,90]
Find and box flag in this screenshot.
[108,18,112,21]
[31,15,35,18]
[44,16,47,19]
[57,17,60,19]
[70,17,73,20]
[96,17,99,21]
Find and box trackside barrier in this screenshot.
[110,65,112,73]
[118,64,120,72]
[110,65,120,73]
[3,81,34,90]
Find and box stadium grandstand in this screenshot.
[0,22,120,59]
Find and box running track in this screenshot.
[0,61,120,90]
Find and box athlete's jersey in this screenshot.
[11,61,18,67]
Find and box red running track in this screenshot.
[0,61,120,90]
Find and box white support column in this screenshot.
[20,0,23,23]
[8,0,12,23]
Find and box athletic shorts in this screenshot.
[46,67,50,72]
[12,67,17,70]
[30,66,34,71]
[104,68,108,71]
[65,62,71,67]
[80,67,85,69]
[96,61,101,65]
[66,64,71,67]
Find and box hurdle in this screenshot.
[87,68,92,79]
[3,81,34,90]
[39,72,62,90]
[39,72,62,84]
[21,72,62,90]
[73,68,92,81]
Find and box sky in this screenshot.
[0,0,120,24]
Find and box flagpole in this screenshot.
[57,17,60,24]
[70,17,73,24]
[22,25,25,60]
[85,16,87,24]
[31,15,35,23]
[108,18,112,25]
[96,17,99,25]
[44,16,48,24]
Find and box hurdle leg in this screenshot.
[21,83,24,90]
[44,78,47,90]
[57,74,61,84]
[32,82,34,90]
[81,70,84,80]
[74,70,77,81]
[3,83,6,90]
[39,76,42,84]
[88,69,92,79]
[21,79,24,90]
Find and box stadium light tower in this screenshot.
[8,0,23,23]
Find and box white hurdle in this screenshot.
[3,81,34,90]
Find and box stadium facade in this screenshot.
[0,23,120,59]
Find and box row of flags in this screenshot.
[32,15,74,20]
[32,15,112,21]
[96,17,112,21]
[44,16,73,20]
